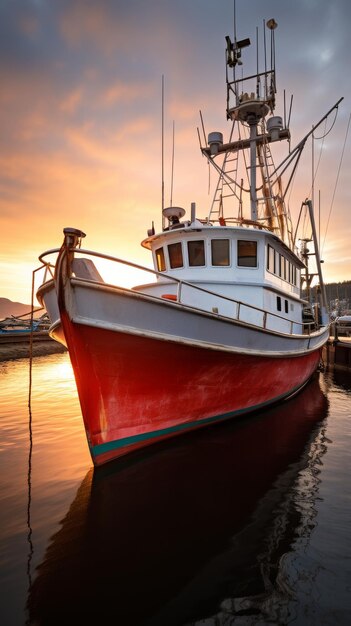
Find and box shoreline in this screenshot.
[0,335,67,362]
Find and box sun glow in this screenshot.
[94,257,154,289]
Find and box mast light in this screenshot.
[267,18,278,30]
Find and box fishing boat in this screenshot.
[36,17,342,466]
[0,312,50,334]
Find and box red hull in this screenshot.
[59,318,321,466]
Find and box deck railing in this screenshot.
[37,247,321,337]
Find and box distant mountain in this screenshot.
[0,297,36,320]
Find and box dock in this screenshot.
[323,337,351,370]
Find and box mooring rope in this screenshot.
[25,269,37,618]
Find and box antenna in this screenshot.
[256,26,260,98]
[263,19,268,100]
[266,18,277,72]
[161,75,165,230]
[318,189,321,254]
[312,125,315,222]
[287,94,293,128]
[170,120,175,206]
[199,110,207,145]
[283,89,286,128]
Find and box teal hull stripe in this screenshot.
[91,381,306,457]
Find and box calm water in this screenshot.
[0,353,350,626]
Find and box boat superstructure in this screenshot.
[36,17,341,465]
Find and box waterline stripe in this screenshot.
[91,382,306,458]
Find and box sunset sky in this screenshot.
[1,0,350,305]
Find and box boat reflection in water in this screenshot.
[27,374,329,626]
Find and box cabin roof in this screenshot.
[141,223,305,268]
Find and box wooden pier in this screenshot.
[323,337,351,370]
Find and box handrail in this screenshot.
[37,246,322,336]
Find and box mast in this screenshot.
[205,19,284,226]
[305,200,329,321]
[248,117,258,220]
[201,15,342,256]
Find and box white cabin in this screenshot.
[137,219,306,335]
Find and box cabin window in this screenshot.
[267,244,275,273]
[238,240,257,267]
[266,246,298,285]
[211,239,230,266]
[168,242,183,269]
[285,299,289,313]
[155,247,166,272]
[275,250,281,277]
[296,268,301,287]
[282,257,287,281]
[277,296,282,311]
[188,240,205,266]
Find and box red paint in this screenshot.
[57,318,321,466]
[161,294,177,301]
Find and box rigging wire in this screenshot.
[321,111,351,256]
[313,106,338,140]
[307,108,338,215]
[307,118,328,202]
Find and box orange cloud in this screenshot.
[60,88,84,114]
[100,81,152,107]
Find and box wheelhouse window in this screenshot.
[211,239,230,266]
[187,240,205,266]
[238,240,257,267]
[266,244,299,286]
[275,250,281,277]
[267,244,275,273]
[168,242,183,268]
[155,247,166,272]
[296,268,301,287]
[282,257,287,281]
